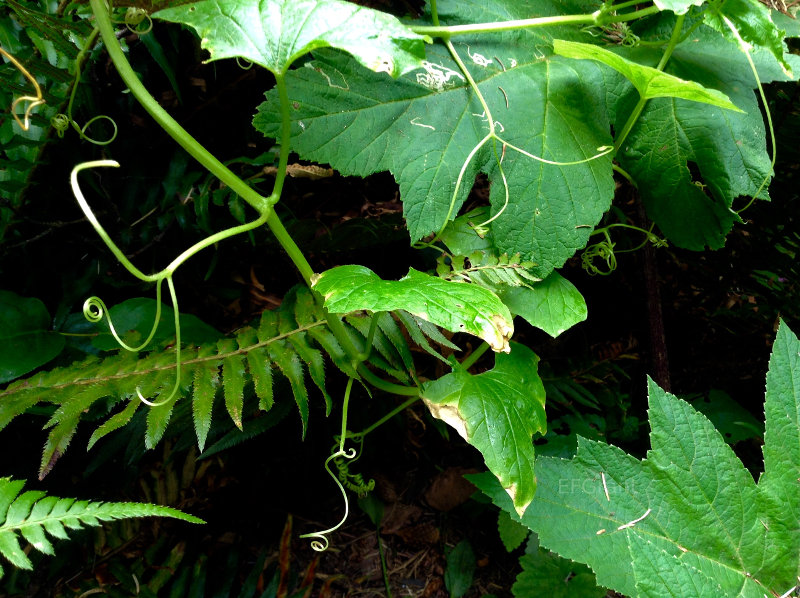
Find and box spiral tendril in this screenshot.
[125,8,153,35]
[82,283,163,352]
[52,114,71,137]
[301,378,369,551]
[82,277,183,407]
[582,238,617,276]
[51,26,118,145]
[300,447,357,552]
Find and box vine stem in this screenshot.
[350,396,420,439]
[460,341,490,370]
[722,15,776,214]
[89,0,271,214]
[411,5,659,38]
[87,0,419,399]
[614,14,685,153]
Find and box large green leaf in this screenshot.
[312,265,513,352]
[152,0,427,76]
[0,291,65,384]
[496,272,587,338]
[421,343,546,516]
[613,23,800,249]
[475,323,800,597]
[704,0,792,76]
[553,39,741,110]
[759,322,800,584]
[254,0,615,277]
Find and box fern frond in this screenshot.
[0,476,203,579]
[0,286,420,476]
[438,250,541,290]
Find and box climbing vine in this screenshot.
[1,0,798,592]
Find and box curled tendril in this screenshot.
[582,238,617,276]
[332,433,375,497]
[52,113,118,144]
[1,46,45,131]
[124,7,153,34]
[581,224,667,275]
[83,283,163,352]
[300,446,358,552]
[51,114,71,136]
[82,277,183,408]
[51,27,118,145]
[78,114,118,145]
[301,377,366,551]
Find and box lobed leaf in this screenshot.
[476,323,800,596]
[152,0,427,76]
[611,23,800,249]
[253,0,615,277]
[422,343,546,516]
[313,265,513,352]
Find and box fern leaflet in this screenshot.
[0,285,436,478]
[0,476,203,579]
[437,250,541,290]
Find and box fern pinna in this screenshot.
[0,476,203,579]
[0,285,427,479]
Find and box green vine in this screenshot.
[51,26,118,145]
[0,0,792,578]
[582,223,667,275]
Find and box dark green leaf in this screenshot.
[254,0,615,276]
[0,291,65,384]
[91,298,220,351]
[445,540,476,598]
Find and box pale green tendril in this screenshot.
[235,57,254,70]
[301,377,369,551]
[53,26,119,145]
[82,282,164,352]
[72,160,270,407]
[300,446,357,552]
